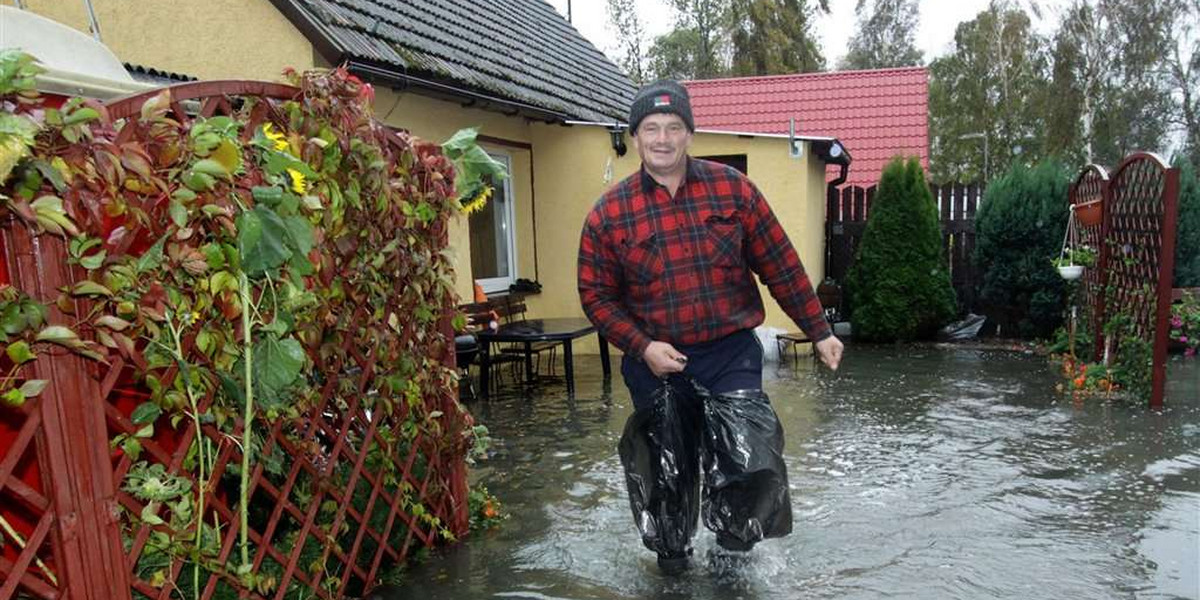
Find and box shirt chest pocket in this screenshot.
[704,213,744,268]
[620,232,663,285]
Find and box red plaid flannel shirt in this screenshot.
[578,157,831,357]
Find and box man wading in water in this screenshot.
[578,79,843,574]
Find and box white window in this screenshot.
[468,153,517,294]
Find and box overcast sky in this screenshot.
[544,0,1067,68]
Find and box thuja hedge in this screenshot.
[848,156,956,342]
[1173,157,1199,288]
[974,160,1071,339]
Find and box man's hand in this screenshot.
[642,340,688,378]
[814,335,844,371]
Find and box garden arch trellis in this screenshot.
[0,80,470,599]
[1069,152,1180,408]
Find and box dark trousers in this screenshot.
[621,329,763,411]
[617,330,792,556]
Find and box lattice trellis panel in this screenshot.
[0,394,60,600]
[1068,165,1110,360]
[1088,153,1180,407]
[1,80,471,599]
[3,214,131,600]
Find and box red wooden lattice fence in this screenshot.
[1,81,470,599]
[1069,153,1180,408]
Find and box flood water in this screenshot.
[394,346,1199,600]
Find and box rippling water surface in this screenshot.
[392,347,1199,600]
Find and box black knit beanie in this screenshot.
[628,79,695,133]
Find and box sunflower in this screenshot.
[261,123,290,152]
[287,168,308,194]
[460,185,493,214]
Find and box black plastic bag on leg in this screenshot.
[618,377,704,557]
[701,389,792,549]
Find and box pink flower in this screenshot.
[1186,347,1196,358]
[1172,316,1184,328]
[1181,336,1190,344]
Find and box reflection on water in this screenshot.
[393,347,1200,600]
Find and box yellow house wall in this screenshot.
[369,90,537,303]
[20,0,315,81]
[527,125,828,354]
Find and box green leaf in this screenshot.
[18,379,47,398]
[283,215,313,254]
[121,436,142,460]
[140,504,165,526]
[6,340,34,364]
[168,198,187,228]
[440,127,479,159]
[137,234,168,273]
[31,195,80,236]
[171,188,197,203]
[252,186,284,208]
[36,325,81,345]
[252,335,305,398]
[71,280,113,297]
[134,424,154,438]
[2,388,25,407]
[202,243,227,270]
[263,149,317,179]
[182,170,215,192]
[94,315,131,331]
[217,370,244,405]
[131,401,161,425]
[208,270,236,294]
[31,158,66,193]
[237,206,292,276]
[79,249,107,270]
[63,107,100,125]
[191,158,230,179]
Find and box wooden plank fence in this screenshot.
[825,182,985,314]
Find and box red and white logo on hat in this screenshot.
[653,94,672,107]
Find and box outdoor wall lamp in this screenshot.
[608,126,627,157]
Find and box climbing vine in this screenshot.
[1,50,505,596]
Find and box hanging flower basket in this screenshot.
[1073,200,1103,227]
[1058,265,1084,280]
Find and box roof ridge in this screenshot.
[685,66,928,87]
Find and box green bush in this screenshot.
[974,160,1071,339]
[848,157,957,341]
[1173,157,1200,287]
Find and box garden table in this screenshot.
[475,318,610,399]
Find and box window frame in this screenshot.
[471,152,518,295]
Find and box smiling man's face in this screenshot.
[633,113,693,178]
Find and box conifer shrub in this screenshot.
[974,160,1071,339]
[1172,157,1199,287]
[848,157,957,341]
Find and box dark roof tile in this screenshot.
[272,0,635,122]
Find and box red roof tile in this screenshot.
[684,67,929,187]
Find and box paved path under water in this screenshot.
[395,346,1199,600]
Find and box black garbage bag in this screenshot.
[701,389,792,548]
[618,376,792,555]
[618,376,703,556]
